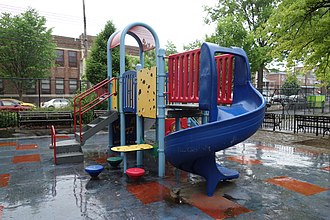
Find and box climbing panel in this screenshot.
[112,80,118,110]
[123,70,137,113]
[137,66,156,118]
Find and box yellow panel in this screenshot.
[137,66,156,118]
[111,81,118,110]
[111,144,153,152]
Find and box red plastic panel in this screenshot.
[168,49,200,103]
[168,49,233,105]
[165,118,189,135]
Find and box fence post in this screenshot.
[316,116,319,136]
[293,115,296,133]
[38,79,41,108]
[281,101,285,115]
[16,112,19,128]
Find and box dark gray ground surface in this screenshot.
[0,129,329,219]
[249,130,330,154]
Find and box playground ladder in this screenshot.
[74,77,117,143]
[52,78,118,165]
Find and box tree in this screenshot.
[86,20,129,85]
[281,74,301,96]
[183,39,202,51]
[267,0,330,88]
[204,0,279,90]
[143,50,156,69]
[0,8,56,99]
[138,41,177,70]
[165,40,178,56]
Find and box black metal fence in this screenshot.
[262,113,330,136]
[0,110,96,129]
[261,86,329,98]
[261,86,330,114]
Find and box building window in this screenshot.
[68,51,77,67]
[41,79,50,94]
[69,79,78,94]
[26,80,36,94]
[56,50,64,67]
[56,78,64,94]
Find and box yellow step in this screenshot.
[111,144,153,152]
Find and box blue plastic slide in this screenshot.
[165,43,266,196]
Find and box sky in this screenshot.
[0,0,218,51]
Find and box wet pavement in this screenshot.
[0,131,329,219]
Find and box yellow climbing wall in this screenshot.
[137,66,156,118]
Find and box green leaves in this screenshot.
[281,74,301,96]
[165,41,177,56]
[268,0,330,86]
[204,0,278,89]
[0,8,56,97]
[85,21,131,85]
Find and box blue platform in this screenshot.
[85,164,104,178]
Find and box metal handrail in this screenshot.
[73,77,117,143]
[51,125,56,165]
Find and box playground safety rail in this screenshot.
[73,77,117,143]
[51,125,56,164]
[168,49,233,105]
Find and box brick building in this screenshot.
[51,34,94,96]
[0,34,142,105]
[0,34,94,105]
[264,67,318,90]
[0,34,140,106]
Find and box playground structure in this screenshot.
[53,22,266,196]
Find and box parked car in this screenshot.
[263,95,273,107]
[271,95,288,103]
[288,94,306,102]
[1,98,36,108]
[0,99,32,112]
[42,98,70,108]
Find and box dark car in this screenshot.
[0,99,32,112]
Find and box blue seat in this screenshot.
[85,165,104,178]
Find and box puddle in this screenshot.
[220,142,330,169]
[294,138,330,149]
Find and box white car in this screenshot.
[42,98,70,108]
[271,95,288,103]
[288,94,305,102]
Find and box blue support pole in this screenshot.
[119,37,127,171]
[157,48,166,177]
[175,118,181,131]
[107,37,115,150]
[175,117,181,181]
[119,44,126,145]
[202,110,209,124]
[136,64,143,166]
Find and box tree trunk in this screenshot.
[257,64,264,93]
[14,80,23,100]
